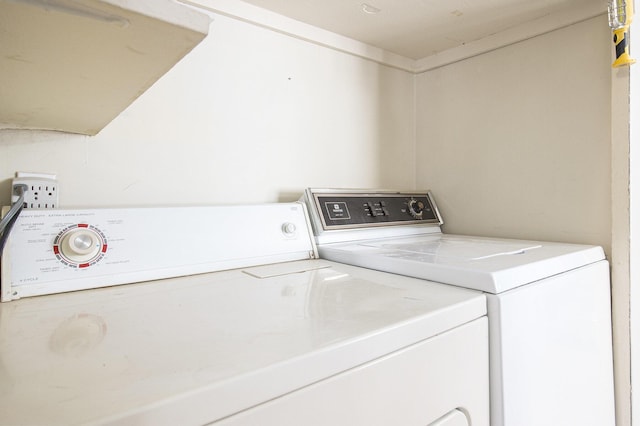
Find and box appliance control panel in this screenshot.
[0,203,315,301]
[306,190,443,231]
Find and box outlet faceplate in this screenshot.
[12,172,58,209]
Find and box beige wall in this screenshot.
[0,12,415,208]
[629,32,640,426]
[416,18,626,421]
[415,16,612,254]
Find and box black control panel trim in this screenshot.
[310,191,443,231]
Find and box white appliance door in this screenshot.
[212,318,487,426]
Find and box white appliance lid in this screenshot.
[318,234,606,293]
[0,259,485,425]
[363,236,542,261]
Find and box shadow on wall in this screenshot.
[278,191,304,203]
[0,179,12,207]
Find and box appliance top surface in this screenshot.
[303,189,607,293]
[0,259,485,425]
[319,233,606,293]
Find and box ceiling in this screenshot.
[238,0,608,59]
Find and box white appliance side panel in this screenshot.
[1,203,314,300]
[488,260,615,426]
[213,317,488,426]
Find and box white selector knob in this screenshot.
[282,222,297,236]
[60,229,102,263]
[408,199,425,219]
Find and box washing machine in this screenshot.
[302,188,616,426]
[0,202,488,426]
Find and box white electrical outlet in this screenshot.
[12,172,59,209]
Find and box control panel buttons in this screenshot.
[364,201,388,217]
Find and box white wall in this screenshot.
[0,12,415,208]
[415,16,611,254]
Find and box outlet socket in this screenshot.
[12,172,59,209]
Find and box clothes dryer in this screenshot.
[303,188,615,426]
[0,202,488,426]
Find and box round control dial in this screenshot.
[53,224,107,268]
[408,198,425,219]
